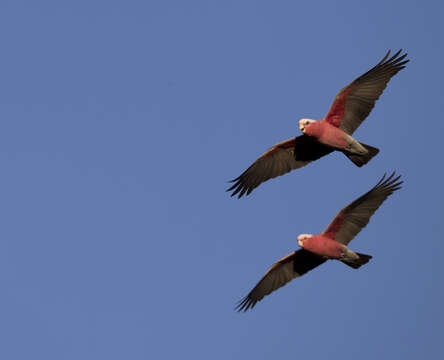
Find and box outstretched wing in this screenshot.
[235,250,326,312]
[324,50,409,135]
[323,172,402,245]
[227,135,333,198]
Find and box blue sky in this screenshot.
[0,1,442,359]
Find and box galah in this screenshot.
[236,172,402,312]
[228,50,408,198]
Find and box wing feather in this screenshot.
[235,250,326,312]
[323,172,403,245]
[324,50,409,134]
[227,135,333,198]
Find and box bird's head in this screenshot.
[298,118,316,134]
[297,234,313,248]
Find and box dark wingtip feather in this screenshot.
[379,49,408,66]
[374,171,403,194]
[235,296,257,312]
[390,49,402,60]
[226,183,237,192]
[375,172,387,187]
[379,50,391,64]
[228,181,242,197]
[238,187,248,198]
[226,176,251,199]
[355,49,409,92]
[385,49,409,68]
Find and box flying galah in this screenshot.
[227,50,408,198]
[235,172,402,312]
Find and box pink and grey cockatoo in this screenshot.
[228,50,408,198]
[236,172,402,312]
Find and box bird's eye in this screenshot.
[305,121,309,125]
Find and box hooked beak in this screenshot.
[298,239,303,247]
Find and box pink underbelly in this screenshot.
[304,236,343,258]
[319,132,348,149]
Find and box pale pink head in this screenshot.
[298,118,316,134]
[297,233,313,248]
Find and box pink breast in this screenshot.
[318,123,348,149]
[303,235,344,259]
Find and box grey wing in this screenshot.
[227,136,333,198]
[324,50,409,135]
[323,172,403,245]
[236,250,326,312]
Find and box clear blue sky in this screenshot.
[0,1,442,359]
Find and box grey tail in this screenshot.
[344,143,379,167]
[341,252,373,269]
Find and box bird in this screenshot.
[227,50,408,198]
[235,172,402,312]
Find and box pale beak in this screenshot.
[298,239,303,247]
